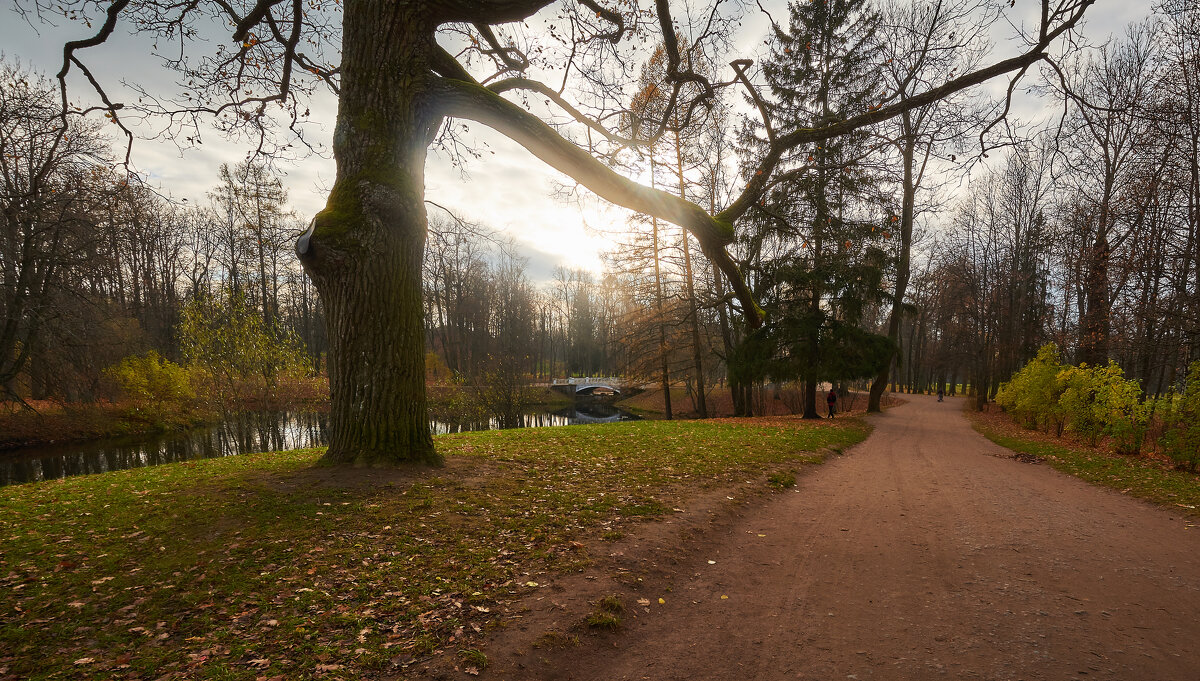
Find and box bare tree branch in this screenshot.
[719,0,1096,225]
[433,77,762,324]
[55,0,133,164]
[730,59,774,143]
[577,0,625,42]
[489,76,641,147]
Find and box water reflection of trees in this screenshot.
[0,411,329,486]
[432,403,639,433]
[1,406,638,485]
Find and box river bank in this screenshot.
[0,395,334,451]
[0,401,211,450]
[0,385,577,452]
[0,388,632,486]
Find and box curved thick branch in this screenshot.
[432,77,762,326]
[432,46,476,81]
[435,0,555,24]
[231,0,287,42]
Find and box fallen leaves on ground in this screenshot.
[1,419,869,679]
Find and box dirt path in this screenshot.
[487,394,1200,680]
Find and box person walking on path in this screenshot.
[937,386,944,402]
[826,388,837,418]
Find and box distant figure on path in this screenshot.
[827,388,837,418]
[937,387,944,402]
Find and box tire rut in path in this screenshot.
[489,394,1200,680]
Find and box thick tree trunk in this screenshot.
[680,230,707,418]
[803,179,825,421]
[1079,165,1116,368]
[1079,230,1111,366]
[803,376,819,420]
[297,2,439,465]
[713,261,743,417]
[975,375,989,411]
[868,142,917,410]
[869,135,916,411]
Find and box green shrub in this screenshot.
[996,344,1067,433]
[1058,362,1148,453]
[1160,362,1200,472]
[178,292,312,405]
[104,351,194,418]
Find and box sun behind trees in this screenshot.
[28,0,1109,464]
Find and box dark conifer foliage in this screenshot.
[738,0,892,417]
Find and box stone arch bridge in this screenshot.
[550,377,627,396]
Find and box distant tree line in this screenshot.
[0,62,325,405]
[422,213,633,383]
[896,3,1200,406]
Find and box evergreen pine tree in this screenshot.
[751,0,893,417]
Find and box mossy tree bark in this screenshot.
[297,1,441,465]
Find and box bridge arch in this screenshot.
[551,377,627,396]
[575,384,620,395]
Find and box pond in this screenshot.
[0,401,640,486]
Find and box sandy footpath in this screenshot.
[485,393,1200,681]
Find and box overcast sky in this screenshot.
[0,0,1150,283]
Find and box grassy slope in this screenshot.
[968,409,1200,516]
[0,417,868,681]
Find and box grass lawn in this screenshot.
[968,408,1200,516]
[0,417,868,680]
[617,386,890,419]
